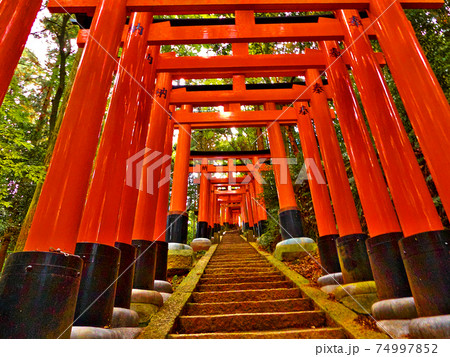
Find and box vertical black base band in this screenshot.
[258,220,267,236]
[317,234,341,274]
[366,232,411,300]
[154,241,168,281]
[0,251,82,338]
[243,222,249,231]
[214,223,220,233]
[114,242,137,309]
[74,243,120,327]
[196,221,209,238]
[336,234,373,284]
[279,209,304,240]
[253,224,259,236]
[166,214,188,244]
[132,240,157,290]
[208,225,212,238]
[399,230,450,317]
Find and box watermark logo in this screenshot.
[126,149,171,194]
[192,157,326,185]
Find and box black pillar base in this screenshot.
[207,225,212,239]
[253,224,259,236]
[166,213,188,244]
[74,243,121,327]
[114,242,137,309]
[132,240,157,290]
[196,221,209,238]
[279,208,304,240]
[366,232,411,300]
[258,220,267,236]
[243,222,249,231]
[154,241,168,281]
[399,230,450,317]
[0,251,82,338]
[317,234,341,275]
[214,223,220,233]
[336,233,373,284]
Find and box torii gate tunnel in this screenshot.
[0,0,449,339]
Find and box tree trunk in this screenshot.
[14,49,83,252]
[256,127,266,150]
[285,125,300,156]
[0,233,12,271]
[49,14,71,132]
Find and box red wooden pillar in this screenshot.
[167,108,192,244]
[245,186,255,230]
[249,180,260,235]
[74,12,154,321]
[242,189,250,231]
[0,0,127,339]
[305,69,372,283]
[265,103,304,240]
[294,101,340,274]
[240,199,246,230]
[0,0,42,105]
[131,72,172,292]
[252,157,268,236]
[152,105,175,282]
[321,40,411,299]
[208,185,215,238]
[368,1,450,218]
[223,197,230,228]
[77,12,154,246]
[219,203,225,227]
[196,159,210,238]
[115,46,160,245]
[25,0,126,253]
[214,196,221,232]
[226,205,233,228]
[337,10,448,316]
[336,11,442,238]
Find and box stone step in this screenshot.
[208,258,265,263]
[212,253,259,258]
[207,262,270,268]
[185,298,313,315]
[208,260,264,265]
[201,271,283,279]
[197,281,293,292]
[177,311,326,334]
[204,267,276,274]
[200,274,285,284]
[192,288,301,303]
[214,250,256,252]
[168,327,346,339]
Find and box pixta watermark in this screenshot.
[126,152,326,194]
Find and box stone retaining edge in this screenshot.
[249,242,389,339]
[137,244,219,339]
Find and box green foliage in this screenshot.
[258,208,282,253]
[0,12,78,244]
[0,50,49,235]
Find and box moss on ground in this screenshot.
[249,242,389,339]
[138,244,218,339]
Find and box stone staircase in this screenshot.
[168,232,348,338]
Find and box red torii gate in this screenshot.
[0,0,448,339]
[188,151,270,239]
